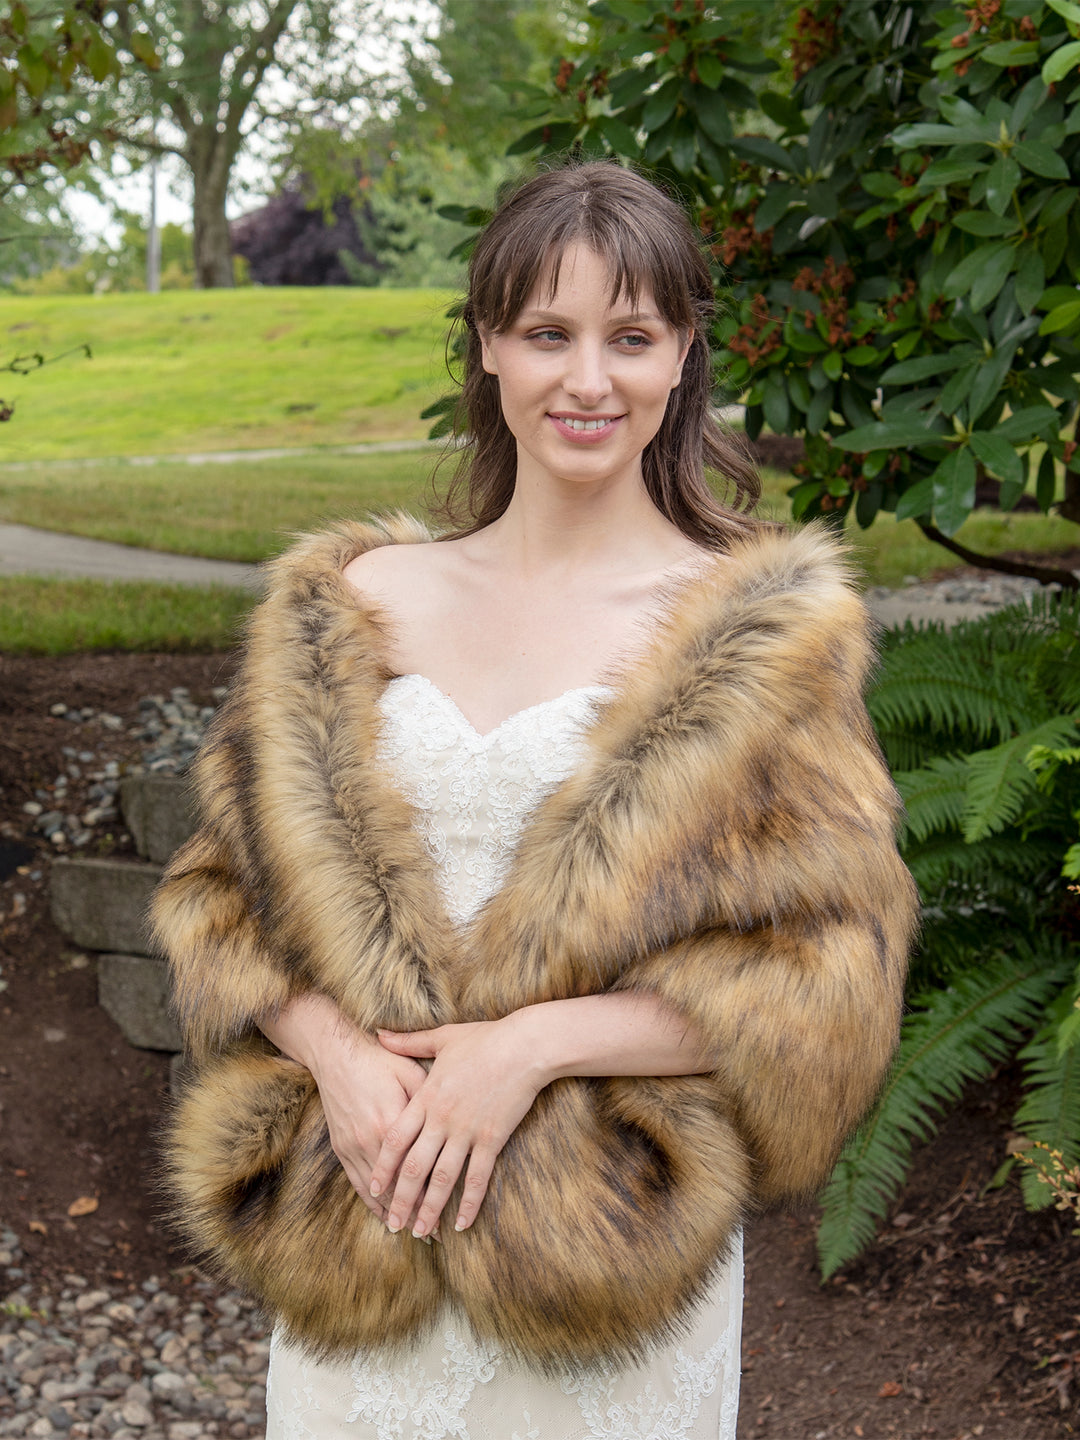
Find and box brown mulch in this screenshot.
[1,650,1078,1440]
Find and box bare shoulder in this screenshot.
[341,540,449,609]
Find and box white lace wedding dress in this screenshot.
[265,673,744,1440]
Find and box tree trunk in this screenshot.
[190,134,235,289]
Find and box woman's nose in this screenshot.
[563,341,612,405]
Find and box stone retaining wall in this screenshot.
[49,775,196,1054]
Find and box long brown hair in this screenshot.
[433,161,761,549]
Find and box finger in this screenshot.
[368,1107,426,1200]
[409,1141,469,1238]
[385,1133,446,1234]
[378,1027,441,1058]
[340,1157,389,1223]
[452,1148,497,1232]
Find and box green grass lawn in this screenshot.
[0,450,440,561]
[0,287,454,459]
[0,577,252,654]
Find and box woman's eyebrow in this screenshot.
[520,308,665,326]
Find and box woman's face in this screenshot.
[480,243,690,493]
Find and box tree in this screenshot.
[231,177,379,285]
[501,0,1080,586]
[98,1,399,287]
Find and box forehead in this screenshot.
[521,242,657,315]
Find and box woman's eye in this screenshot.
[617,333,651,350]
[530,329,566,345]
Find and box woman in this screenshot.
[154,163,917,1440]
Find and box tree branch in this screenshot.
[916,522,1079,590]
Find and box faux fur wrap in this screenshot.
[153,516,917,1370]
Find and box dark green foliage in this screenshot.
[817,594,1080,1274]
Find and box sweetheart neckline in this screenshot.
[384,672,613,744]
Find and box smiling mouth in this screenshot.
[550,414,624,431]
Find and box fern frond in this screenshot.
[1015,975,1080,1209]
[904,832,1061,894]
[869,631,1042,748]
[816,947,1063,1277]
[894,756,968,845]
[963,717,1080,842]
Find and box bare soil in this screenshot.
[1,650,1077,1440]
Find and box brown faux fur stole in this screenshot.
[154,516,918,1370]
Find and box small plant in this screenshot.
[1017,1141,1080,1233]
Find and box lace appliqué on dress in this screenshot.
[374,673,611,927]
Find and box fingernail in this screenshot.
[387,1217,401,1233]
[454,1218,466,1232]
[370,1180,381,1197]
[412,1222,426,1239]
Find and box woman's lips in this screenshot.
[548,414,625,443]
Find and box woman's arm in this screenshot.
[371,992,709,1240]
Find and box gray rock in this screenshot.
[119,776,197,866]
[50,858,162,957]
[97,956,181,1052]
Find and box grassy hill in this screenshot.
[0,287,455,460]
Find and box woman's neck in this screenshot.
[474,465,699,582]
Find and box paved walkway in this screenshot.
[0,520,999,625]
[0,522,258,589]
[0,437,438,471]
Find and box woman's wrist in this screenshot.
[260,992,367,1079]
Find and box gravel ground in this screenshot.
[0,1230,269,1440]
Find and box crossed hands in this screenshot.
[312,1016,546,1240]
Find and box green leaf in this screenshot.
[823,350,843,381]
[952,211,1019,237]
[598,116,640,155]
[986,154,1021,216]
[920,156,989,187]
[969,430,1024,487]
[894,474,936,521]
[1037,448,1057,511]
[835,419,943,452]
[996,405,1060,442]
[642,76,681,132]
[892,120,997,147]
[1042,39,1080,86]
[855,481,883,529]
[806,386,831,435]
[968,347,1015,423]
[846,345,879,367]
[759,90,806,133]
[972,244,1016,312]
[754,185,796,231]
[981,40,1040,67]
[785,319,829,353]
[881,353,969,385]
[1014,250,1046,315]
[728,135,791,172]
[1047,0,1080,23]
[860,171,901,199]
[938,361,979,415]
[1013,139,1071,180]
[762,378,789,433]
[1039,299,1080,334]
[693,85,732,146]
[788,480,821,519]
[932,446,976,535]
[669,123,697,176]
[944,241,1013,302]
[507,122,579,155]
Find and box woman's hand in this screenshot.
[259,993,428,1225]
[310,1029,429,1225]
[372,1018,547,1239]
